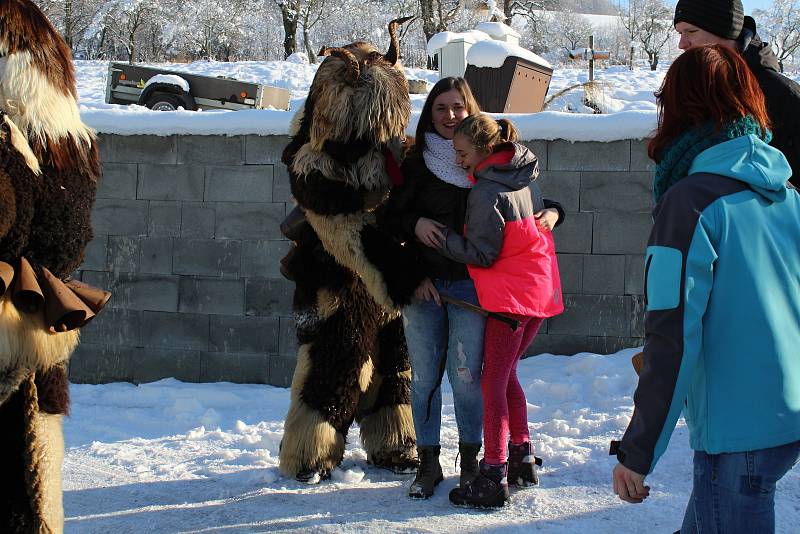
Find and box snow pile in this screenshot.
[475,21,521,39]
[466,39,553,70]
[426,30,491,56]
[59,347,800,532]
[143,74,190,92]
[286,52,309,64]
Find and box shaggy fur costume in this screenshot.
[279,18,428,481]
[0,2,102,532]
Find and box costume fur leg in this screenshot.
[357,315,416,464]
[0,297,76,533]
[279,279,381,478]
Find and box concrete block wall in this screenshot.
[71,135,655,386]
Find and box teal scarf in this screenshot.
[653,116,772,202]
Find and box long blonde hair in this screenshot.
[454,114,518,153]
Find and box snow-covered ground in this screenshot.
[62,347,800,533]
[75,60,667,140]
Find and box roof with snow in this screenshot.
[426,30,491,56]
[466,39,553,70]
[475,21,520,39]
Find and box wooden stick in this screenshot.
[440,294,520,331]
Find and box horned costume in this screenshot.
[0,1,107,531]
[279,18,427,481]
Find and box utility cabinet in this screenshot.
[464,56,553,113]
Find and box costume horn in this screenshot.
[384,16,414,65]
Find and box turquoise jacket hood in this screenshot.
[689,134,792,201]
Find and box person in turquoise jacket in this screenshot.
[611,45,800,534]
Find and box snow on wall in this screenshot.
[466,39,553,69]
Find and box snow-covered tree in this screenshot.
[755,0,800,72]
[618,0,673,70]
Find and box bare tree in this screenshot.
[755,0,800,72]
[618,0,672,70]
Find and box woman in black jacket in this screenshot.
[381,77,563,499]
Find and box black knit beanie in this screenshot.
[673,0,744,40]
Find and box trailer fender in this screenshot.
[139,82,196,111]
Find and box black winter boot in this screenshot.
[408,445,444,499]
[448,460,509,508]
[507,441,542,487]
[458,442,481,487]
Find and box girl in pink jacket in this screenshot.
[430,113,564,508]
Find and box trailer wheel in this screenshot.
[145,93,183,111]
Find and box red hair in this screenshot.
[648,45,770,161]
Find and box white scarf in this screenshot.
[422,133,473,189]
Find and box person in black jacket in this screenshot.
[674,0,800,187]
[380,77,564,499]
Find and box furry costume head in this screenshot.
[0,0,98,177]
[285,17,412,191]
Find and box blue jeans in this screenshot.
[681,440,800,534]
[403,279,485,446]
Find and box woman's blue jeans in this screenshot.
[681,439,800,533]
[402,278,485,447]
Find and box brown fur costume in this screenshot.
[279,18,428,481]
[0,1,104,531]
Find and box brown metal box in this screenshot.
[464,56,553,113]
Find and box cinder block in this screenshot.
[245,135,290,164]
[138,164,205,201]
[272,164,293,203]
[200,352,270,384]
[80,235,108,271]
[630,294,646,338]
[520,140,548,170]
[133,348,202,384]
[79,308,142,346]
[241,240,290,278]
[69,343,136,383]
[269,355,297,387]
[592,212,652,254]
[538,171,580,212]
[631,139,656,172]
[97,163,137,199]
[141,311,209,350]
[554,212,593,254]
[625,255,645,295]
[547,294,630,337]
[179,277,245,315]
[92,199,149,235]
[139,237,173,274]
[210,315,280,354]
[88,272,179,312]
[580,172,653,212]
[245,278,293,317]
[172,238,241,276]
[178,135,244,165]
[181,202,215,238]
[96,133,114,162]
[548,140,630,172]
[107,236,140,273]
[556,253,583,294]
[215,202,284,240]
[205,165,273,202]
[585,336,642,355]
[279,316,297,357]
[113,135,178,164]
[582,255,625,295]
[148,201,182,237]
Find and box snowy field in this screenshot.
[62,347,800,533]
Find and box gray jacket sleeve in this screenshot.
[437,193,504,268]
